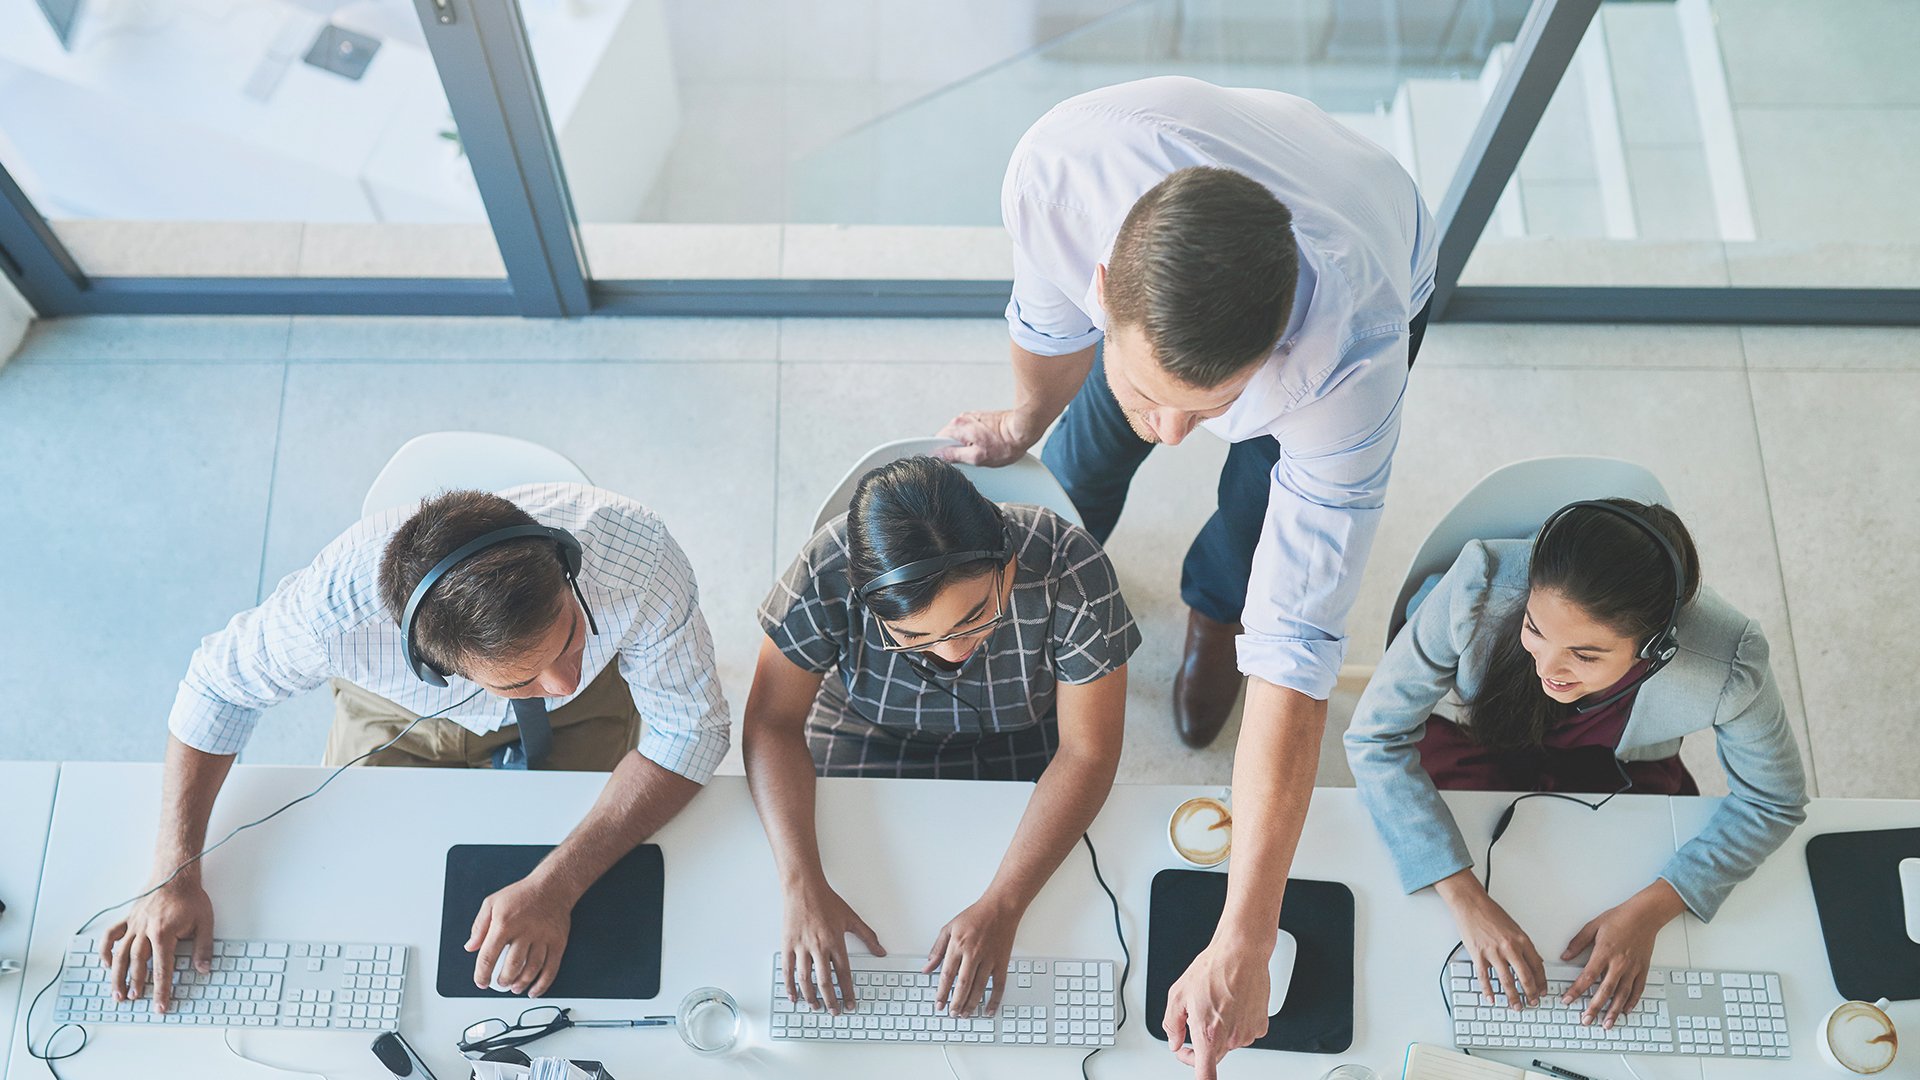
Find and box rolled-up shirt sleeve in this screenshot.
[620,522,732,784]
[1235,334,1407,698]
[1000,135,1104,356]
[168,569,339,756]
[1004,233,1103,357]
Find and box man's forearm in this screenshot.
[982,746,1117,914]
[743,722,831,889]
[532,751,702,903]
[153,735,237,882]
[1009,343,1096,431]
[1216,681,1325,943]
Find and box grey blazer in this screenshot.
[1344,538,1808,920]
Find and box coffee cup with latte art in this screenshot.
[1168,794,1233,867]
[1819,997,1899,1074]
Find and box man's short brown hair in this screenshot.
[378,491,568,677]
[1103,165,1298,388]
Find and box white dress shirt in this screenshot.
[168,483,731,782]
[1002,76,1439,698]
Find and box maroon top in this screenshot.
[1417,661,1698,795]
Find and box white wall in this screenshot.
[0,268,31,365]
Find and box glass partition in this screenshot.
[0,0,501,278]
[1460,0,1920,290]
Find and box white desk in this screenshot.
[0,764,59,1074]
[1675,797,1920,1080]
[0,764,1884,1080]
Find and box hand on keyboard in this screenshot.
[780,880,885,1015]
[99,876,216,1013]
[925,897,1020,1018]
[467,874,574,997]
[1558,882,1687,1028]
[1439,877,1546,1009]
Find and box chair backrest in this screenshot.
[1386,456,1674,646]
[361,432,593,519]
[809,438,1084,535]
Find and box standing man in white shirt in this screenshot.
[939,77,1436,1077]
[100,483,730,1010]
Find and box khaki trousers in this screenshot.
[323,662,640,771]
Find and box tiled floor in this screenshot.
[3,316,1914,800]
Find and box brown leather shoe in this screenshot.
[1174,608,1245,749]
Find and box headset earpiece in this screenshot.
[400,523,595,686]
[1535,499,1689,714]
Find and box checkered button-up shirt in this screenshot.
[759,505,1138,776]
[167,483,731,782]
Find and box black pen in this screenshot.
[1532,1060,1598,1080]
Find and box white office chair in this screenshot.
[1386,456,1674,646]
[810,437,1084,534]
[362,432,592,519]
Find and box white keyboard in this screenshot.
[55,937,408,1030]
[1449,959,1790,1059]
[771,953,1119,1048]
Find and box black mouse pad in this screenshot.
[437,844,663,1000]
[1807,827,1920,1001]
[1145,870,1353,1054]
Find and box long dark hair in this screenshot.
[1464,499,1702,749]
[845,456,1008,620]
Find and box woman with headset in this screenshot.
[1346,499,1806,1030]
[745,456,1139,1024]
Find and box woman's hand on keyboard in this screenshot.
[781,880,885,1015]
[1440,878,1546,1009]
[99,877,215,1014]
[1560,879,1689,1029]
[925,896,1019,1019]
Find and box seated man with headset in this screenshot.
[100,484,730,1008]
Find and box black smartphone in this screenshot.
[371,1030,439,1079]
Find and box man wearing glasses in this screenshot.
[743,457,1139,1031]
[938,76,1436,1079]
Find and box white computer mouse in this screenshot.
[1267,928,1295,1016]
[488,943,518,993]
[1900,857,1920,945]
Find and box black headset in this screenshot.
[400,524,599,687]
[852,526,1015,601]
[1531,499,1686,714]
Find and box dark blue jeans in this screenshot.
[1041,302,1428,624]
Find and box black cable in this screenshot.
[1077,832,1129,1080]
[26,687,486,1078]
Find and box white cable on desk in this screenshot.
[223,1028,331,1080]
[1618,1052,1647,1080]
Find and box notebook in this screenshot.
[1402,1043,1553,1080]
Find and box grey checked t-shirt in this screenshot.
[759,505,1139,744]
